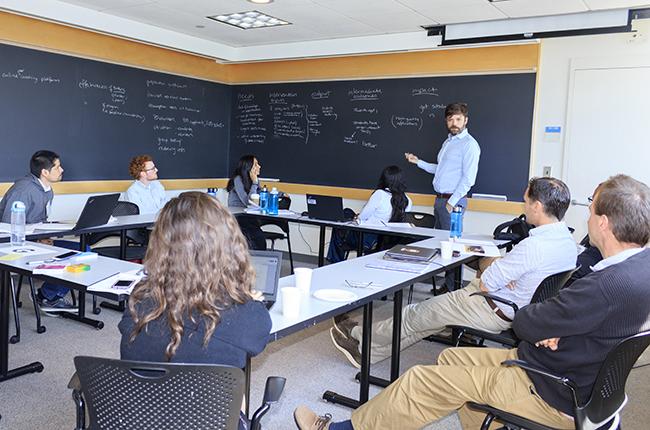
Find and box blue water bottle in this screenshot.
[269,187,279,215]
[207,187,217,199]
[11,201,26,247]
[259,185,269,214]
[449,205,463,239]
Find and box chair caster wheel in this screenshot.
[92,308,102,315]
[37,326,47,334]
[96,321,105,330]
[10,336,20,344]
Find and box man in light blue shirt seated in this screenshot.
[330,177,577,368]
[125,155,169,214]
[405,102,480,291]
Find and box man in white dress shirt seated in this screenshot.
[331,177,578,368]
[125,155,169,214]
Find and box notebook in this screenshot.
[250,250,282,309]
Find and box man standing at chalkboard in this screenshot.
[405,102,480,292]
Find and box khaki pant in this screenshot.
[351,347,574,430]
[350,280,511,363]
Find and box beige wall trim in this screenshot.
[1,179,521,214]
[1,179,228,195]
[275,182,523,215]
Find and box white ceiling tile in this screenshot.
[351,11,435,32]
[584,0,650,9]
[58,0,155,11]
[491,0,588,18]
[397,0,507,24]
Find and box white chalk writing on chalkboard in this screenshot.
[418,103,446,118]
[412,87,439,96]
[2,69,61,85]
[311,90,331,100]
[348,88,382,101]
[102,103,145,123]
[391,115,423,131]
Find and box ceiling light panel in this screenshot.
[208,10,290,29]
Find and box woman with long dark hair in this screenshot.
[327,165,412,263]
[119,192,271,367]
[227,154,267,250]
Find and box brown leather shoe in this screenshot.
[293,405,332,430]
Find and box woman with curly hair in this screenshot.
[119,191,271,368]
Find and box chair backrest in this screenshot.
[278,195,291,210]
[73,356,244,430]
[113,201,140,216]
[576,331,650,429]
[403,211,435,228]
[529,268,576,304]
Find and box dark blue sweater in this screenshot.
[514,249,650,415]
[119,299,271,369]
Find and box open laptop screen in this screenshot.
[249,250,282,302]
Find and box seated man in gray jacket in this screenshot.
[0,150,75,311]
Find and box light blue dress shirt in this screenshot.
[125,180,168,214]
[416,128,480,207]
[480,221,578,319]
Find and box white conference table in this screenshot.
[265,233,504,409]
[0,241,141,383]
[232,207,445,267]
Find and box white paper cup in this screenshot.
[250,193,260,206]
[440,241,453,260]
[294,267,313,296]
[281,287,302,319]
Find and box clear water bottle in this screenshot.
[11,201,26,247]
[449,205,463,239]
[269,187,279,215]
[259,185,269,214]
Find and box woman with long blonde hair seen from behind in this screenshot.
[119,191,271,369]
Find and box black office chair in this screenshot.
[86,201,148,314]
[443,268,576,348]
[87,201,148,260]
[403,211,435,228]
[71,356,286,430]
[260,195,294,273]
[468,330,650,430]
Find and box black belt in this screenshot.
[484,297,512,322]
[435,193,466,200]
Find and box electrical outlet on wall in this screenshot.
[543,166,552,177]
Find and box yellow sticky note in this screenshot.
[0,253,23,261]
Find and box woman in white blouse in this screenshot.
[327,165,412,263]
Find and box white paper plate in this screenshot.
[312,289,359,302]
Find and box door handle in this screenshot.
[571,199,589,207]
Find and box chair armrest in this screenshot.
[470,292,519,313]
[502,359,579,408]
[250,376,286,430]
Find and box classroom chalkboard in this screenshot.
[230,74,536,201]
[0,43,230,182]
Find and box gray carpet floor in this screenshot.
[1,261,649,430]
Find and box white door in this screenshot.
[563,58,650,240]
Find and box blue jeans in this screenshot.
[327,229,377,263]
[40,239,85,300]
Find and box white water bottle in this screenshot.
[11,201,26,247]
